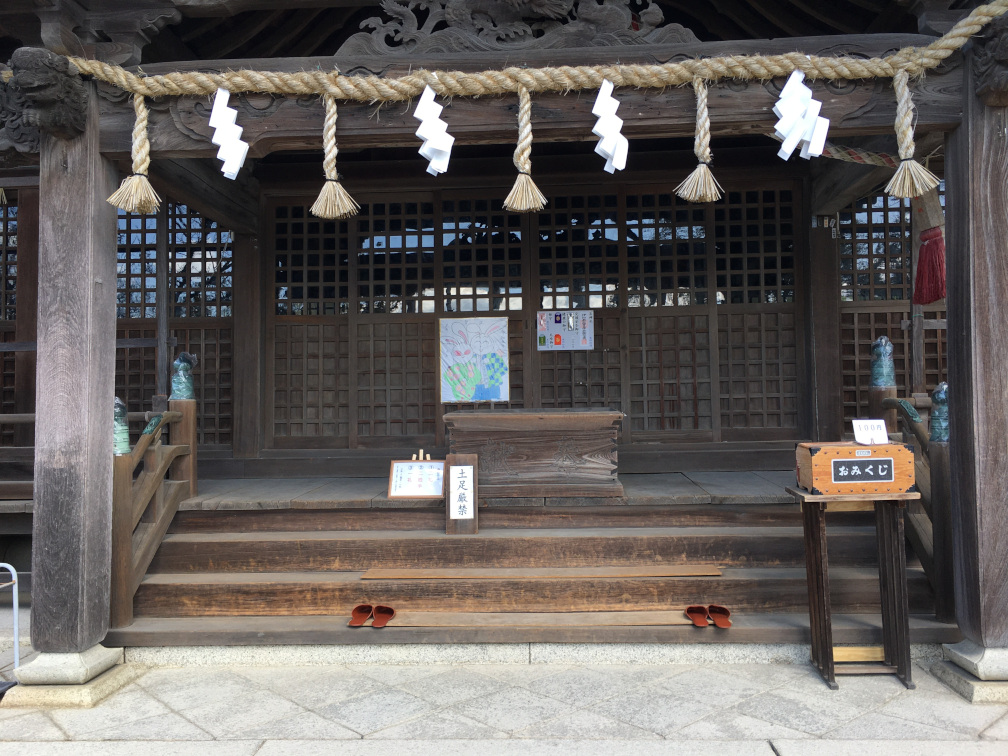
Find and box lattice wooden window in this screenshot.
[0,328,13,446]
[839,307,945,423]
[355,201,436,314]
[719,311,799,430]
[539,312,622,409]
[627,313,713,433]
[0,197,15,444]
[838,194,911,302]
[0,200,16,322]
[271,321,349,441]
[442,197,523,313]
[537,193,620,309]
[115,325,157,413]
[626,193,708,307]
[169,204,233,318]
[273,205,348,315]
[176,326,233,446]
[713,190,796,305]
[116,210,158,319]
[355,320,438,441]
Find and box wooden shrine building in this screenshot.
[1,0,1007,695]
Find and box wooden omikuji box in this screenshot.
[796,441,916,497]
[443,409,624,498]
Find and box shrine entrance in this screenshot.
[264,163,809,453]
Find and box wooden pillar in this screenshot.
[231,232,261,458]
[944,46,1008,651]
[31,81,118,653]
[809,223,843,441]
[13,187,38,448]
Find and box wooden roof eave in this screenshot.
[94,32,964,161]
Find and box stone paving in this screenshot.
[3,644,1008,754]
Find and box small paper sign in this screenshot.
[449,465,475,519]
[388,460,445,499]
[853,419,888,445]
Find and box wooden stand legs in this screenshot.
[800,497,915,690]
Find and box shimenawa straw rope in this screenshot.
[503,86,546,212]
[676,77,722,203]
[106,93,161,214]
[310,94,360,219]
[70,0,1008,211]
[885,69,941,198]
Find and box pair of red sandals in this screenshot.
[348,604,396,628]
[685,604,732,628]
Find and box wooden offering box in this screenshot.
[443,409,623,498]
[796,441,916,497]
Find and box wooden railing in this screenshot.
[882,396,954,622]
[110,399,197,628]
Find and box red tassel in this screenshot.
[913,226,946,305]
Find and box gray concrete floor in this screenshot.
[2,635,1008,753]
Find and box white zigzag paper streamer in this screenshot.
[208,88,249,180]
[591,79,628,174]
[413,86,454,176]
[773,71,829,161]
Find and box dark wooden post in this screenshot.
[170,398,198,497]
[809,223,842,441]
[231,232,261,458]
[30,79,118,654]
[928,440,955,622]
[943,27,1008,677]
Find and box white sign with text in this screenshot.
[449,465,475,520]
[853,418,889,445]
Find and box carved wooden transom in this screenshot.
[339,0,698,55]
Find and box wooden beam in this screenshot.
[31,81,118,653]
[811,132,945,216]
[147,157,258,234]
[98,66,962,160]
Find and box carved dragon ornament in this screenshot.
[339,0,698,55]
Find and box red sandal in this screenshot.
[685,605,710,627]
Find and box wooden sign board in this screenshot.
[387,460,445,499]
[796,442,915,496]
[445,453,478,535]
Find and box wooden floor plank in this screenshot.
[360,566,723,580]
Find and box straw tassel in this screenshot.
[885,70,940,199]
[0,188,6,205]
[107,94,161,214]
[311,94,360,220]
[676,78,722,203]
[503,87,546,213]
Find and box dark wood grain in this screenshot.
[131,565,935,616]
[946,52,1008,648]
[444,409,623,497]
[809,226,843,441]
[230,232,262,459]
[30,82,118,653]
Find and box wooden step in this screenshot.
[148,525,881,572]
[106,611,960,648]
[169,503,869,534]
[133,565,935,617]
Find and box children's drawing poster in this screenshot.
[439,317,509,403]
[537,310,594,351]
